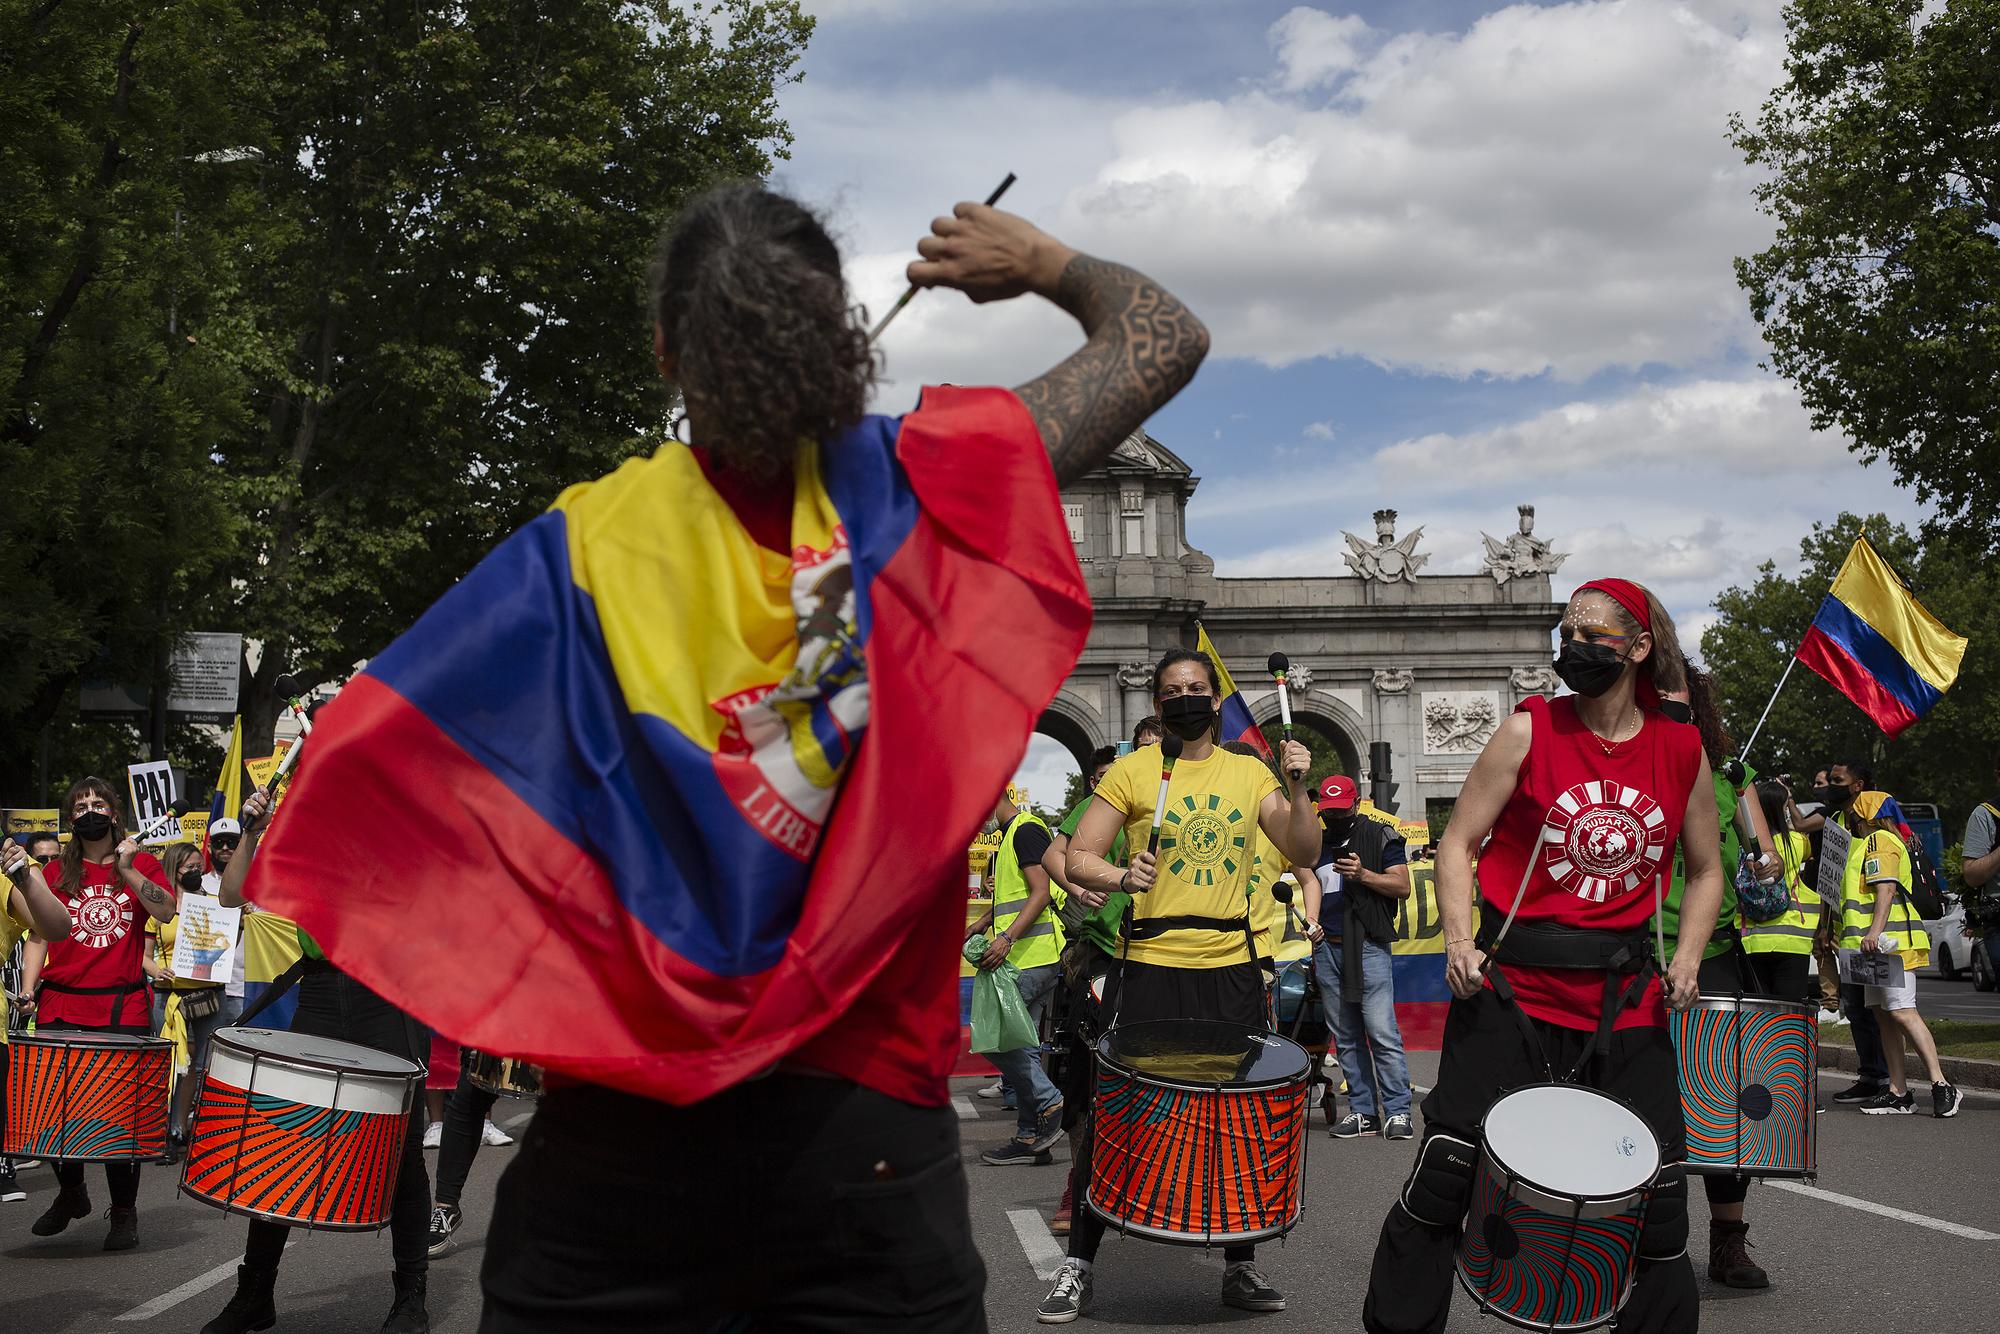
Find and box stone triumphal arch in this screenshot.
[1041,431,1568,820]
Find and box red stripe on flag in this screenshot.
[1796,625,1921,737]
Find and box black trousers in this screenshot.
[242,967,432,1275]
[478,1075,985,1333]
[435,1062,499,1207]
[1067,956,1266,1266]
[1361,987,1698,1334]
[42,1020,150,1208]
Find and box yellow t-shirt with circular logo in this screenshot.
[1095,744,1279,969]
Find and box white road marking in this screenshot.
[1763,1180,2000,1242]
[953,1094,979,1121]
[1007,1207,1067,1281]
[115,1238,294,1322]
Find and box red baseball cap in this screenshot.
[1316,775,1358,812]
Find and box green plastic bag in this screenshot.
[965,934,1038,1054]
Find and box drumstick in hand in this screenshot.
[1145,735,1183,866]
[1268,652,1303,782]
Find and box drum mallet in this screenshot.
[1144,735,1184,872]
[867,172,1018,344]
[1268,651,1305,783]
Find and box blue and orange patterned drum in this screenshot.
[1456,1083,1659,1332]
[1672,993,1816,1178]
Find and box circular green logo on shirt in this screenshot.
[1161,794,1247,887]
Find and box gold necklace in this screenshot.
[1590,704,1640,756]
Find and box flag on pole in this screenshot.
[1195,623,1275,757]
[246,387,1090,1107]
[206,716,244,857]
[1795,537,1966,738]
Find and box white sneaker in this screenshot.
[976,1081,1005,1099]
[480,1119,515,1147]
[422,1121,443,1149]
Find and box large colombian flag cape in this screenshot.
[249,387,1090,1105]
[1795,537,1965,738]
[1196,622,1274,758]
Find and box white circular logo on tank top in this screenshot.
[1540,780,1669,903]
[69,885,135,949]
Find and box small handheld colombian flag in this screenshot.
[1795,537,1966,738]
[248,386,1089,1106]
[1195,623,1275,758]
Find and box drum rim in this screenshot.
[209,1026,422,1080]
[10,1031,171,1051]
[1478,1080,1661,1204]
[176,1177,395,1233]
[1095,1019,1312,1091]
[1081,1189,1303,1248]
[1683,992,1817,1016]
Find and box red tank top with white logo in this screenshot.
[1478,694,1703,1031]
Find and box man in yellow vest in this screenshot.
[1835,795,1962,1117]
[974,786,1066,1164]
[1738,782,1819,1003]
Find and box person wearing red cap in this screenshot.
[1361,578,1723,1334]
[1300,773,1414,1140]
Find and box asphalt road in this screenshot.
[1913,967,2000,1024]
[3,1057,1994,1332]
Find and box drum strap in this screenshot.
[39,979,149,996]
[230,959,306,1028]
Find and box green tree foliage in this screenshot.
[1701,513,1996,826]
[0,1,813,800]
[1258,718,1347,795]
[1730,1,2000,552]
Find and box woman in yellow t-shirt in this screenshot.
[1037,647,1320,1322]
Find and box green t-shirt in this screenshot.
[297,926,325,961]
[1659,762,1752,959]
[1059,796,1129,956]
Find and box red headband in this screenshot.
[1573,578,1661,707]
[1576,578,1652,633]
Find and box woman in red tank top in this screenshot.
[1361,579,1724,1334]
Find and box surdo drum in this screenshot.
[1672,993,1816,1178]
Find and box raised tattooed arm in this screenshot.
[904,204,1209,485]
[1015,255,1210,485]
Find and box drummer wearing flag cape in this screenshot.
[1037,646,1319,1323]
[1362,578,1722,1334]
[245,182,1214,1332]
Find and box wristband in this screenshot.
[1446,935,1473,947]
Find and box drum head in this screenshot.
[1483,1084,1659,1201]
[212,1027,420,1080]
[1098,1020,1309,1089]
[1690,992,1816,1019]
[15,1031,167,1052]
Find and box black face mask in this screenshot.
[1814,785,1852,810]
[1658,699,1693,725]
[178,870,202,892]
[1553,641,1627,699]
[71,811,114,842]
[1321,814,1356,844]
[1159,694,1216,741]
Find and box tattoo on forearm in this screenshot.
[1016,255,1210,486]
[139,882,171,908]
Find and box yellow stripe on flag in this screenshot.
[1194,623,1248,699]
[241,910,303,984]
[1829,539,1967,694]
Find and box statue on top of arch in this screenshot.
[1481,505,1568,586]
[1342,509,1428,583]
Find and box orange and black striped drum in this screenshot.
[181,1027,421,1231]
[1088,1019,1311,1246]
[3,1031,171,1162]
[1672,994,1816,1178]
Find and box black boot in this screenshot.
[1707,1220,1770,1289]
[201,1265,278,1334]
[30,1183,91,1237]
[103,1205,139,1251]
[382,1270,430,1333]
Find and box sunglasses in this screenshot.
[209,836,241,850]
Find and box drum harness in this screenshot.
[1475,846,1668,1085]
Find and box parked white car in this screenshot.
[1930,900,1996,990]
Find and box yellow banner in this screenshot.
[3,808,59,838]
[177,813,210,849]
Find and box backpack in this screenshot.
[1904,834,1946,921]
[1735,854,1792,923]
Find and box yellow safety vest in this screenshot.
[1838,824,1930,963]
[1740,830,1820,956]
[994,811,1062,970]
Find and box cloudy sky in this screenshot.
[774,0,1933,807]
